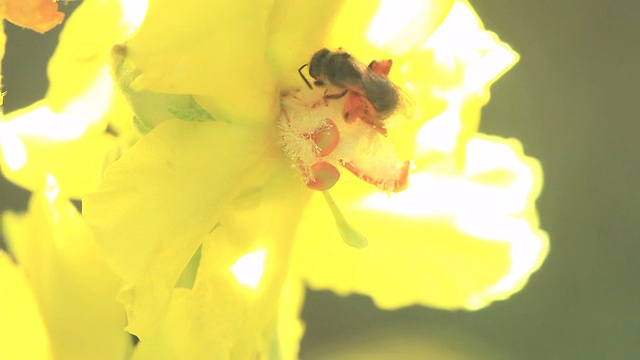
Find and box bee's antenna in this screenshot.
[298,64,313,89]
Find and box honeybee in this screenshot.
[298,48,403,135]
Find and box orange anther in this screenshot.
[311,118,340,157]
[306,161,340,191]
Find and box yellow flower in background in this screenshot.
[0,1,134,359]
[1,185,132,360]
[0,253,52,360]
[0,0,139,198]
[0,0,549,359]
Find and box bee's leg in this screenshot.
[341,92,366,123]
[357,99,387,136]
[298,64,313,89]
[323,89,348,100]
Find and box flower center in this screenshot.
[278,86,410,192]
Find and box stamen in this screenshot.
[279,62,412,194]
[306,161,340,191]
[322,191,368,249]
[308,118,340,157]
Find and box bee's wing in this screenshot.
[366,58,417,120]
[394,84,417,120]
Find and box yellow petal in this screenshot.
[270,273,306,360]
[126,0,277,124]
[112,48,212,132]
[0,104,117,197]
[374,6,516,174]
[129,282,238,359]
[0,252,52,360]
[46,0,137,113]
[327,0,454,58]
[407,2,519,160]
[268,0,447,91]
[419,2,518,94]
[0,0,141,197]
[267,0,346,89]
[83,119,282,338]
[3,190,130,360]
[294,135,548,310]
[130,161,309,359]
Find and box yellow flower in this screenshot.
[0,252,51,359]
[1,184,131,359]
[0,0,139,198]
[0,2,135,358]
[1,0,549,359]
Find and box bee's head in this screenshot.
[308,48,331,80]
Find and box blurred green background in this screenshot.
[2,1,638,359]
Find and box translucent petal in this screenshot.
[130,162,309,359]
[384,1,520,169]
[294,135,548,310]
[126,0,277,124]
[3,191,130,360]
[83,119,281,338]
[327,0,454,58]
[0,252,52,360]
[0,103,118,198]
[408,2,519,152]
